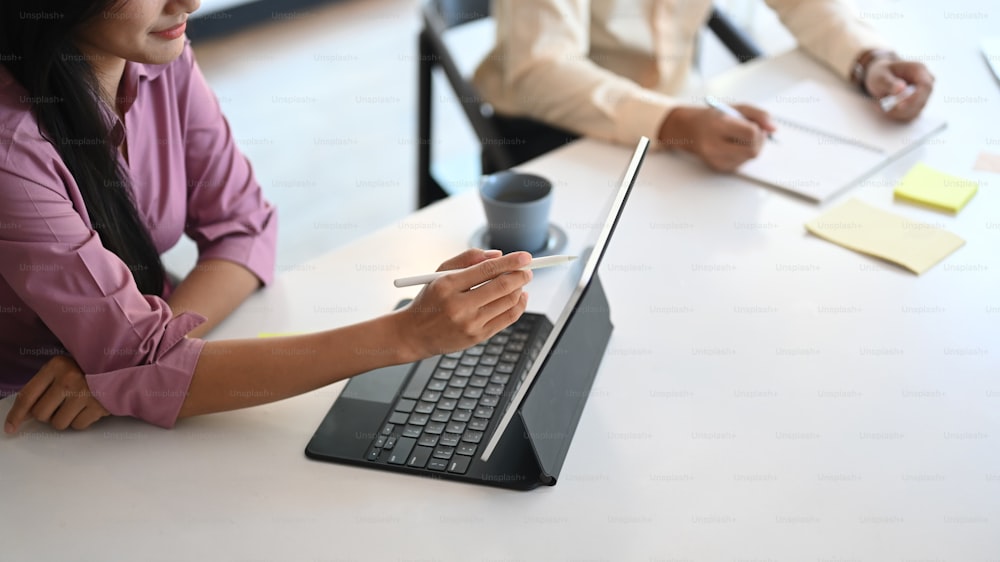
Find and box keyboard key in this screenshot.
[455,365,474,377]
[439,357,459,369]
[474,365,495,376]
[388,412,409,425]
[439,433,461,447]
[438,398,457,411]
[427,458,448,471]
[500,352,520,363]
[430,409,451,423]
[479,395,499,407]
[407,446,433,468]
[444,351,463,359]
[432,447,455,460]
[457,398,477,410]
[381,424,395,436]
[366,447,381,461]
[485,344,504,355]
[401,360,436,400]
[490,374,511,385]
[465,345,485,356]
[420,390,442,403]
[480,354,499,366]
[461,430,484,444]
[469,417,489,431]
[446,421,467,434]
[394,399,416,413]
[484,384,504,396]
[374,435,387,448]
[427,379,447,392]
[447,377,468,389]
[384,435,397,450]
[496,362,515,374]
[443,387,463,399]
[469,376,489,388]
[451,409,473,423]
[432,368,452,380]
[387,437,416,465]
[462,387,483,399]
[456,443,477,456]
[408,413,429,426]
[448,456,471,474]
[459,355,479,367]
[417,434,439,447]
[424,422,445,435]
[414,401,435,414]
[401,425,423,438]
[506,341,525,353]
[489,334,509,345]
[474,406,495,419]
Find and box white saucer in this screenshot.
[469,224,568,257]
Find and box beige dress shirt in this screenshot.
[473,0,892,145]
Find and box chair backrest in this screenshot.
[420,0,509,166]
[428,0,490,28]
[418,0,511,206]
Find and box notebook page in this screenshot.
[737,121,883,201]
[756,80,946,155]
[735,80,946,201]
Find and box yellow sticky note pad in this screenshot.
[893,163,978,213]
[257,332,304,338]
[805,199,965,275]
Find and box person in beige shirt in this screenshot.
[473,0,934,172]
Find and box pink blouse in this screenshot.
[0,43,278,428]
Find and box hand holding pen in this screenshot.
[863,57,934,122]
[704,96,777,142]
[393,249,533,360]
[658,99,777,172]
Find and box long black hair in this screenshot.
[0,0,165,295]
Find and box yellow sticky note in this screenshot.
[257,332,304,338]
[805,199,965,275]
[893,163,978,213]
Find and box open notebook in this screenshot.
[736,80,947,202]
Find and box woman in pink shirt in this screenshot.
[0,0,531,433]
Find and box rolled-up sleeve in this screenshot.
[176,46,278,285]
[766,0,894,79]
[0,167,206,428]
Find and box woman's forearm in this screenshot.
[167,259,261,339]
[175,250,534,420]
[177,312,418,418]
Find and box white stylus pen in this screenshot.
[879,84,917,112]
[393,255,577,288]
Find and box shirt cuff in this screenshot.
[615,90,681,149]
[830,37,896,82]
[85,312,206,429]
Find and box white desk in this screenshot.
[4,23,1000,562]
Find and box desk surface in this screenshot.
[4,15,1000,562]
